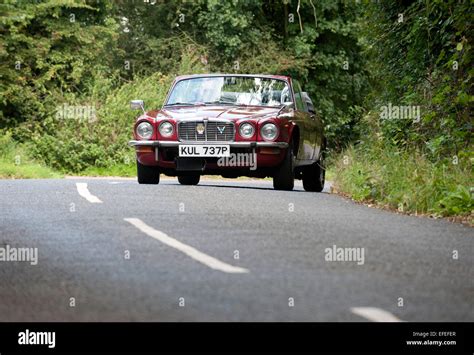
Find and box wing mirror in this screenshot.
[130,100,145,114]
[302,92,315,114]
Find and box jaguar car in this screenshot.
[128,74,325,191]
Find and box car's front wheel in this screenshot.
[137,161,160,184]
[273,144,295,191]
[302,155,325,192]
[178,175,200,185]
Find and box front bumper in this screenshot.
[130,140,287,171]
[128,140,289,149]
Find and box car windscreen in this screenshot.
[165,76,292,107]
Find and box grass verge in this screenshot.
[79,164,136,177]
[0,133,62,179]
[332,143,473,225]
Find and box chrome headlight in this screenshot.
[136,121,153,139]
[239,122,255,139]
[260,123,278,141]
[159,121,174,137]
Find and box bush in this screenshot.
[27,72,171,173]
[332,140,473,218]
[0,132,60,179]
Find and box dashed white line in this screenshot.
[76,183,102,203]
[351,307,403,322]
[124,218,249,274]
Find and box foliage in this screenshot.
[0,0,119,132]
[363,0,472,158]
[332,111,473,217]
[28,71,171,172]
[330,0,473,218]
[0,132,60,178]
[332,128,473,218]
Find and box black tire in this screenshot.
[273,143,295,191]
[178,175,200,185]
[137,160,160,184]
[302,155,325,192]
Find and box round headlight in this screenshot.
[159,121,174,137]
[260,123,278,141]
[136,121,153,139]
[239,122,255,139]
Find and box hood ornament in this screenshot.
[196,123,205,135]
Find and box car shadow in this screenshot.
[201,183,304,192]
[186,182,329,193]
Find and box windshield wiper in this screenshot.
[164,102,205,107]
[203,100,237,106]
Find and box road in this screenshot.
[0,178,472,321]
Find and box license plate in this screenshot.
[179,145,230,157]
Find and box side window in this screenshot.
[293,80,307,112]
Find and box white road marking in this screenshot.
[351,307,403,322]
[108,181,123,184]
[76,183,103,203]
[124,218,249,274]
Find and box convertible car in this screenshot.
[128,74,325,191]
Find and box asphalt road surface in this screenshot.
[0,178,472,321]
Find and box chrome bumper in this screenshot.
[128,140,289,149]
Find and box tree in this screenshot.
[0,0,118,132]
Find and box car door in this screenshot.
[301,91,323,161]
[292,80,317,162]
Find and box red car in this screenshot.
[128,74,325,191]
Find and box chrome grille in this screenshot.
[178,121,234,142]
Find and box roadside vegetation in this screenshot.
[331,116,473,219]
[332,1,472,221]
[0,133,60,179]
[0,1,471,219]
